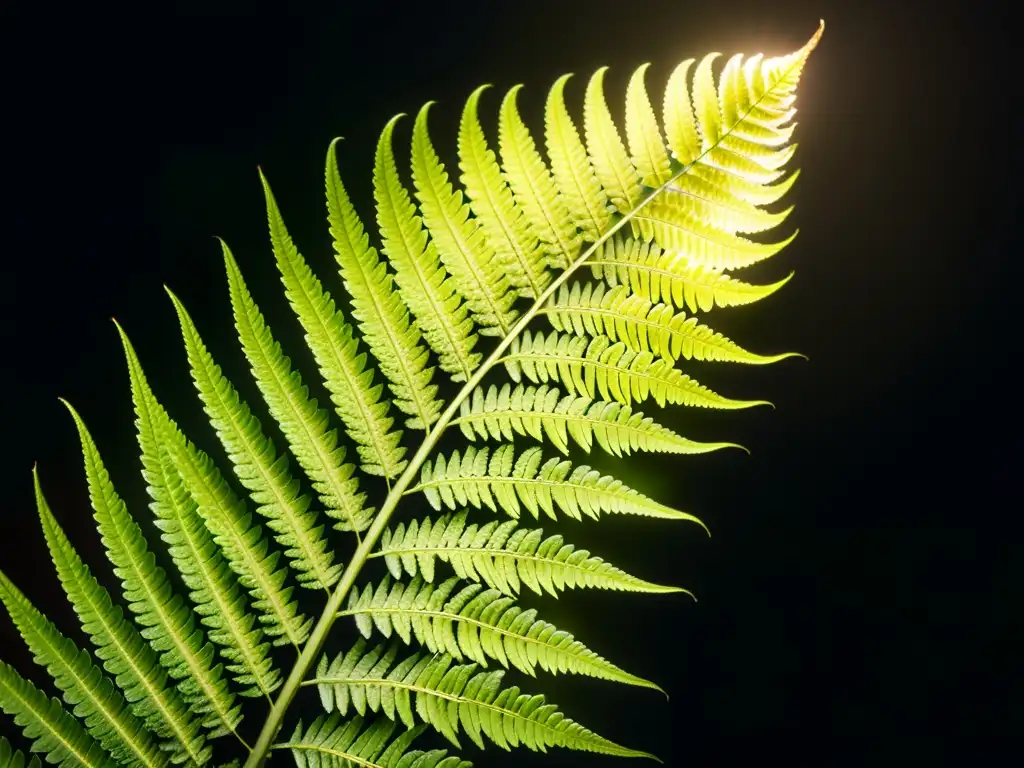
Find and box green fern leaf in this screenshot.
[61,403,239,746]
[222,238,375,537]
[454,383,744,456]
[625,63,673,188]
[498,85,580,270]
[0,24,822,768]
[583,67,643,213]
[311,640,653,757]
[167,290,337,591]
[545,281,802,364]
[665,169,793,235]
[0,570,169,767]
[544,74,614,242]
[326,140,444,432]
[632,195,798,270]
[458,86,551,298]
[0,736,38,768]
[412,445,706,528]
[260,174,407,482]
[662,58,700,165]
[692,52,724,149]
[0,671,106,768]
[115,323,281,699]
[503,330,771,409]
[411,102,518,337]
[277,715,469,768]
[153,404,311,649]
[375,512,686,598]
[374,116,481,382]
[341,575,660,691]
[589,235,793,313]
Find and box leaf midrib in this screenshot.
[369,543,680,593]
[306,673,626,753]
[336,604,642,685]
[91,478,233,751]
[537,301,785,363]
[503,106,578,265]
[276,260,399,484]
[15,591,166,768]
[499,345,766,409]
[415,129,512,337]
[406,472,680,518]
[330,197,440,431]
[377,153,475,383]
[173,437,306,649]
[235,278,366,555]
[191,335,330,590]
[448,396,696,452]
[0,674,105,768]
[154,448,274,702]
[460,112,544,298]
[273,742,384,768]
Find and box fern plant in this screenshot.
[0,21,823,767]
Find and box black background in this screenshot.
[0,1,1014,764]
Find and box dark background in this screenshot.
[0,1,1014,765]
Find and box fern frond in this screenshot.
[277,715,469,768]
[692,52,724,150]
[326,140,444,432]
[260,174,407,483]
[411,103,518,337]
[583,67,643,213]
[0,737,36,768]
[454,383,743,456]
[0,668,107,768]
[662,59,795,232]
[544,74,613,242]
[503,330,771,410]
[223,238,375,537]
[688,50,799,183]
[0,24,822,768]
[665,169,793,235]
[632,195,797,270]
[0,571,168,768]
[498,85,579,270]
[589,235,793,313]
[116,323,281,699]
[457,86,550,298]
[311,640,652,757]
[412,445,706,528]
[155,407,311,648]
[61,403,240,745]
[545,281,801,364]
[375,512,686,598]
[662,58,699,166]
[634,33,816,271]
[341,575,659,690]
[625,64,672,188]
[167,290,337,591]
[374,116,481,383]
